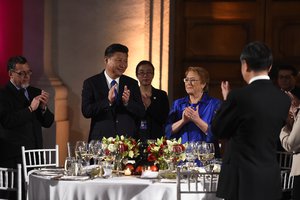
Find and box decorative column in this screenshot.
[145,0,171,94]
[42,0,70,166]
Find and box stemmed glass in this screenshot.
[100,144,116,177]
[197,142,215,172]
[171,144,184,168]
[75,141,87,160]
[103,143,116,164]
[89,140,103,165]
[75,141,92,166]
[185,142,197,169]
[88,140,104,177]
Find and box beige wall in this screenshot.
[52,0,148,142]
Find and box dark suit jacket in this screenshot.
[0,82,54,163]
[291,86,300,100]
[82,71,145,141]
[138,87,169,142]
[212,79,290,200]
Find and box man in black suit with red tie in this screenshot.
[82,43,145,141]
[212,41,291,200]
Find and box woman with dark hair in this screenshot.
[135,60,169,142]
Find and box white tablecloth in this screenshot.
[29,174,220,200]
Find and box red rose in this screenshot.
[147,154,157,162]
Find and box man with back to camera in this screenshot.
[81,43,145,141]
[0,56,54,199]
[212,41,291,200]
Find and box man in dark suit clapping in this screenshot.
[0,56,54,199]
[212,41,291,200]
[0,56,54,167]
[82,43,145,141]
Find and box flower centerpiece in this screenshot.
[146,137,186,170]
[102,135,140,159]
[101,135,140,171]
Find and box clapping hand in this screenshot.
[122,85,130,105]
[39,90,49,109]
[221,81,230,100]
[108,85,117,104]
[183,105,199,122]
[286,91,300,130]
[30,96,40,111]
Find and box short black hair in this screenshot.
[135,60,155,76]
[240,41,273,71]
[277,64,298,77]
[7,56,27,71]
[104,43,128,57]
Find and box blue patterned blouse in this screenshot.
[165,92,221,144]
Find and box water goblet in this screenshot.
[171,144,184,168]
[197,142,215,172]
[89,140,102,165]
[185,142,197,169]
[75,141,87,160]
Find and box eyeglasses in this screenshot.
[183,78,200,84]
[278,75,293,80]
[12,70,32,78]
[137,72,153,76]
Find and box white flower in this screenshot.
[128,150,134,158]
[108,143,116,152]
[102,143,108,150]
[107,137,114,143]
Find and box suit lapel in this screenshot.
[118,75,128,103]
[99,72,110,95]
[6,82,30,106]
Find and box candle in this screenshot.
[124,168,131,176]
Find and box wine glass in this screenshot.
[197,142,215,172]
[185,142,197,169]
[75,141,92,166]
[75,141,87,160]
[103,144,116,163]
[89,140,103,165]
[172,144,184,165]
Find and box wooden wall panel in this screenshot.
[186,23,249,58]
[172,0,300,156]
[267,0,300,65]
[173,0,265,100]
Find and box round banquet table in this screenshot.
[29,173,221,200]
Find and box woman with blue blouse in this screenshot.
[165,66,221,157]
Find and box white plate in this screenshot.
[59,176,90,181]
[33,169,64,176]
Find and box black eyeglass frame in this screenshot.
[11,70,33,78]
